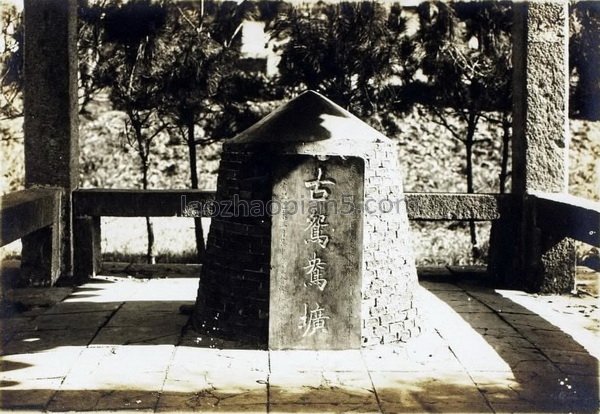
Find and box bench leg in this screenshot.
[529,207,576,293]
[73,216,101,282]
[488,200,576,294]
[20,224,61,286]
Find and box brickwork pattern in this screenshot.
[193,149,272,343]
[193,139,420,346]
[360,142,420,346]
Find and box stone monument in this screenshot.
[192,91,419,349]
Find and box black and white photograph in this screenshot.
[0,0,598,412]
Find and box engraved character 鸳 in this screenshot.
[304,210,330,248]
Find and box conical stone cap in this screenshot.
[230,90,389,145]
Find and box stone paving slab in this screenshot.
[63,277,145,303]
[42,301,121,315]
[179,331,264,350]
[269,351,331,372]
[200,370,268,405]
[119,300,195,314]
[62,345,175,388]
[371,370,492,413]
[2,286,73,308]
[544,348,598,366]
[168,348,270,375]
[270,350,366,373]
[361,329,464,373]
[47,389,161,412]
[91,326,182,346]
[0,276,598,413]
[2,328,98,355]
[269,370,376,405]
[0,380,60,411]
[468,360,597,412]
[313,351,367,372]
[104,309,188,329]
[160,362,268,411]
[0,316,37,344]
[32,310,114,331]
[0,346,83,381]
[418,280,464,291]
[157,396,267,413]
[269,402,380,413]
[85,301,190,346]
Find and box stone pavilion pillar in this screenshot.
[21,0,79,285]
[489,1,575,293]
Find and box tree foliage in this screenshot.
[91,0,170,264]
[78,0,109,114]
[157,1,249,147]
[0,2,23,119]
[411,1,512,113]
[146,1,278,259]
[570,1,600,121]
[272,1,408,117]
[397,1,513,255]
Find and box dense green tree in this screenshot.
[403,1,513,255]
[95,0,169,264]
[78,0,109,115]
[0,2,23,120]
[271,1,408,117]
[153,1,275,261]
[570,1,600,121]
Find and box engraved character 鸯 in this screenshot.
[303,252,327,291]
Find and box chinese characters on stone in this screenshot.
[304,252,327,291]
[304,167,335,200]
[299,166,335,337]
[298,303,330,337]
[305,211,329,248]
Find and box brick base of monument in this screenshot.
[193,149,273,344]
[193,141,420,347]
[360,142,421,346]
[192,90,420,348]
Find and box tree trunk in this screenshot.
[141,157,156,264]
[465,111,478,258]
[79,94,92,115]
[499,110,511,194]
[145,216,155,264]
[132,117,156,266]
[187,119,206,262]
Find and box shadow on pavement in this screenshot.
[426,280,599,413]
[0,275,598,412]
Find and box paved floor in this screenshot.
[0,275,598,413]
